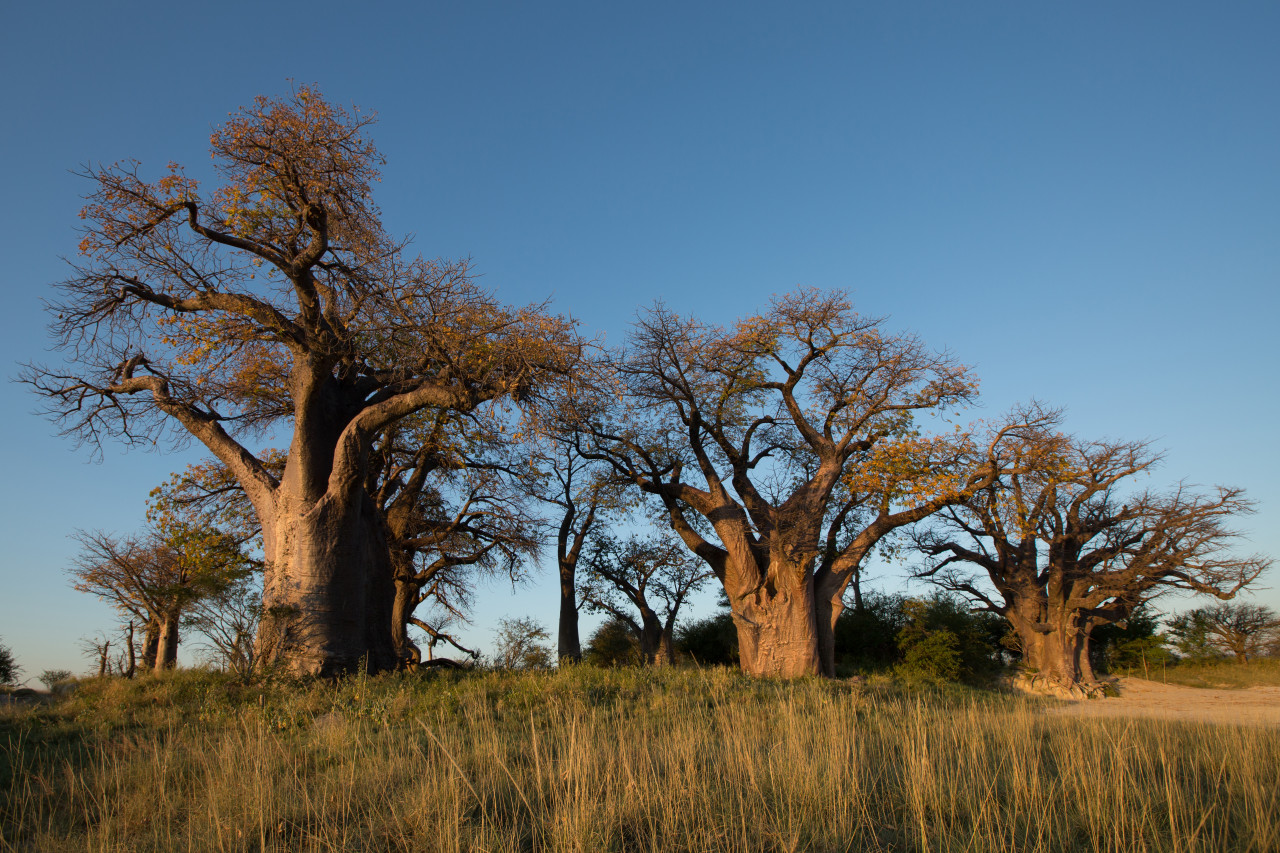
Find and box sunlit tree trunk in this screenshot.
[729,574,822,678]
[154,610,180,672]
[256,480,397,676]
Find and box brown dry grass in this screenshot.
[2,667,1277,852]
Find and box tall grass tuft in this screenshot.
[2,666,1277,852]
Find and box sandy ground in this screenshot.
[1046,677,1280,727]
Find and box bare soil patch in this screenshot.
[1047,676,1280,727]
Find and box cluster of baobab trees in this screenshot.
[27,88,1270,696]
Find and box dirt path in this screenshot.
[1046,677,1280,726]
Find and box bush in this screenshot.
[0,639,18,686]
[899,629,963,682]
[1090,605,1174,673]
[584,618,640,667]
[38,669,74,690]
[833,591,909,673]
[490,617,554,670]
[895,595,1006,684]
[674,613,738,666]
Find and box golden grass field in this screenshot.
[2,665,1277,852]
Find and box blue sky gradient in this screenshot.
[2,2,1277,678]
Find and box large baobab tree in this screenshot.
[582,289,1038,677]
[918,435,1271,696]
[1167,602,1279,664]
[26,87,578,675]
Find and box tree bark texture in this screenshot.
[1007,602,1105,698]
[256,488,396,676]
[154,610,180,672]
[730,584,822,678]
[141,619,159,671]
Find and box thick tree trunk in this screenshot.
[390,573,423,668]
[557,560,582,663]
[256,489,397,676]
[141,619,159,671]
[1010,606,1106,698]
[154,610,180,672]
[655,626,676,667]
[729,584,821,678]
[638,610,665,665]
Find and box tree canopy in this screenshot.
[27,87,580,675]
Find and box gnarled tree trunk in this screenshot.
[390,566,424,668]
[729,584,822,678]
[256,488,397,676]
[154,610,180,672]
[1008,603,1107,698]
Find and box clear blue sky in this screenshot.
[3,2,1277,679]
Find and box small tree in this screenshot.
[1168,603,1279,664]
[70,523,252,673]
[584,618,640,667]
[491,617,554,670]
[371,411,540,669]
[185,579,262,677]
[79,634,114,677]
[38,670,74,690]
[0,640,19,687]
[509,389,628,665]
[580,534,711,665]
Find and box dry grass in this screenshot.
[2,666,1277,852]
[1127,658,1280,690]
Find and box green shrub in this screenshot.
[675,613,738,666]
[584,618,640,667]
[0,639,18,687]
[833,591,908,673]
[894,595,1006,684]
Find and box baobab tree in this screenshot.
[1167,603,1279,664]
[68,525,250,672]
[511,419,627,663]
[370,411,539,667]
[581,289,1040,677]
[580,533,711,665]
[26,87,578,674]
[917,434,1270,696]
